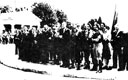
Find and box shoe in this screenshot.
[118,68,124,71]
[64,65,69,68]
[90,68,97,71]
[112,66,117,68]
[96,70,102,73]
[60,64,65,67]
[83,65,90,69]
[90,65,97,71]
[68,65,75,69]
[102,66,108,70]
[77,67,81,70]
[55,62,60,65]
[107,66,113,70]
[126,67,128,71]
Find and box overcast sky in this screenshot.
[0,0,128,31]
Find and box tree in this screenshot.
[0,5,11,13]
[55,9,67,24]
[32,2,58,27]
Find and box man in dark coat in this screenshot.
[111,28,124,70]
[37,26,52,64]
[68,28,77,69]
[60,28,70,68]
[28,29,37,63]
[82,29,90,70]
[75,31,83,70]
[21,30,31,62]
[14,30,21,55]
[14,30,23,60]
[122,32,128,71]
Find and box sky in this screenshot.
[0,0,128,32]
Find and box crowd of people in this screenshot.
[0,30,14,44]
[2,17,128,73]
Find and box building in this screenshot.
[0,11,42,33]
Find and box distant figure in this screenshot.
[14,30,20,55]
[2,30,8,44]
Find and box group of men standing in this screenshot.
[13,18,128,73]
[0,30,14,44]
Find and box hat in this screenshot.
[97,17,102,24]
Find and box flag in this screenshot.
[111,7,118,40]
